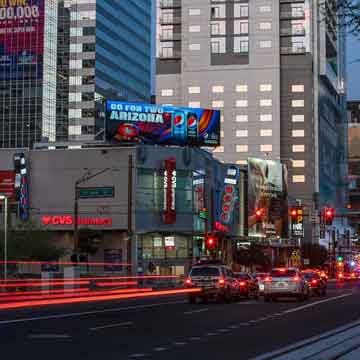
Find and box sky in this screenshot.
[347,35,360,100]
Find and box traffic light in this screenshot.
[255,209,263,223]
[205,233,218,250]
[290,208,297,222]
[337,256,344,262]
[324,207,335,225]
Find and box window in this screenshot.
[70,43,82,53]
[293,175,305,183]
[234,37,249,53]
[259,5,271,13]
[236,115,248,122]
[211,4,225,18]
[236,145,248,152]
[212,100,224,108]
[69,109,81,118]
[292,114,304,122]
[260,40,272,48]
[211,38,226,53]
[260,114,272,122]
[188,86,200,94]
[234,20,249,34]
[70,27,82,37]
[69,93,81,102]
[189,25,201,32]
[188,101,201,108]
[213,146,224,153]
[259,22,272,30]
[236,160,248,165]
[236,100,248,107]
[260,144,273,152]
[292,145,305,152]
[211,21,226,35]
[83,43,95,52]
[259,84,272,92]
[189,43,201,51]
[220,130,224,138]
[234,3,248,17]
[260,129,272,136]
[161,89,174,97]
[161,26,173,41]
[189,8,201,16]
[260,99,272,107]
[212,85,224,93]
[68,125,82,135]
[292,100,304,107]
[220,115,224,123]
[292,160,305,168]
[292,130,305,137]
[83,27,95,36]
[292,85,305,92]
[69,76,82,86]
[236,130,248,137]
[236,84,248,92]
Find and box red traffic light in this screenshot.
[255,209,263,223]
[290,208,297,218]
[324,207,335,225]
[205,233,218,250]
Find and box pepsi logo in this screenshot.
[174,115,184,126]
[188,116,197,128]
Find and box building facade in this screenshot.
[156,0,347,243]
[0,0,58,148]
[66,0,154,143]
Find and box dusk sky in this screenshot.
[347,35,360,100]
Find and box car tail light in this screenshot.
[293,276,300,282]
[185,278,192,286]
[264,276,272,282]
[218,278,225,287]
[239,281,246,286]
[339,273,343,278]
[311,279,318,285]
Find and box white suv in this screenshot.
[264,268,309,302]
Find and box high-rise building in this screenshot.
[0,0,58,148]
[66,0,154,142]
[156,0,347,242]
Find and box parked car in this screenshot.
[185,263,238,303]
[302,270,327,296]
[254,272,269,295]
[233,273,259,299]
[264,268,310,302]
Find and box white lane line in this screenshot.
[129,353,147,358]
[229,325,239,329]
[0,300,186,326]
[218,329,230,333]
[190,337,201,341]
[239,323,250,326]
[173,342,187,346]
[153,347,167,352]
[283,293,352,314]
[183,308,209,315]
[28,334,71,339]
[89,321,133,331]
[206,332,216,336]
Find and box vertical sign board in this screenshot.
[291,207,304,238]
[163,157,176,224]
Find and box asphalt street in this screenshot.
[0,281,359,360]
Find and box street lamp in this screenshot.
[0,195,8,281]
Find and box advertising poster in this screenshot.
[248,158,288,239]
[0,170,15,198]
[0,0,45,80]
[106,101,221,147]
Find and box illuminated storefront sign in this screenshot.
[163,157,176,224]
[41,215,112,226]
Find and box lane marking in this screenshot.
[89,321,133,331]
[229,325,239,329]
[28,334,71,339]
[153,347,167,352]
[206,332,216,336]
[218,329,230,333]
[173,342,187,346]
[190,337,201,341]
[283,293,352,315]
[129,354,146,358]
[0,300,186,326]
[183,308,209,315]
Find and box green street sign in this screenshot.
[78,187,114,199]
[199,209,208,220]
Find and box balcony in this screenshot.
[280,27,305,36]
[280,46,306,55]
[159,50,181,59]
[159,15,181,25]
[159,32,181,41]
[159,0,181,9]
[280,10,305,19]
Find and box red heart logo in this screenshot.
[42,216,52,225]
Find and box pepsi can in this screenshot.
[172,111,186,141]
[187,112,198,141]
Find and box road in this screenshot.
[0,281,359,360]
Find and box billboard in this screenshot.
[0,170,15,198]
[106,101,221,147]
[0,0,45,80]
[248,158,288,240]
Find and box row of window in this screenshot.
[161,85,304,96]
[214,144,305,153]
[219,129,305,138]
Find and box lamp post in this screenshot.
[0,195,8,281]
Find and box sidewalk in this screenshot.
[252,318,360,360]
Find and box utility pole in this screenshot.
[127,155,133,274]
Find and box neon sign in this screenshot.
[163,157,176,224]
[42,215,112,226]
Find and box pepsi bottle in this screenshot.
[172,111,187,142]
[187,112,198,141]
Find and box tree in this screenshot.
[301,243,328,267]
[233,243,271,271]
[0,221,65,261]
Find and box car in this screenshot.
[185,263,238,303]
[263,268,310,302]
[254,272,269,295]
[233,273,259,299]
[302,271,327,296]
